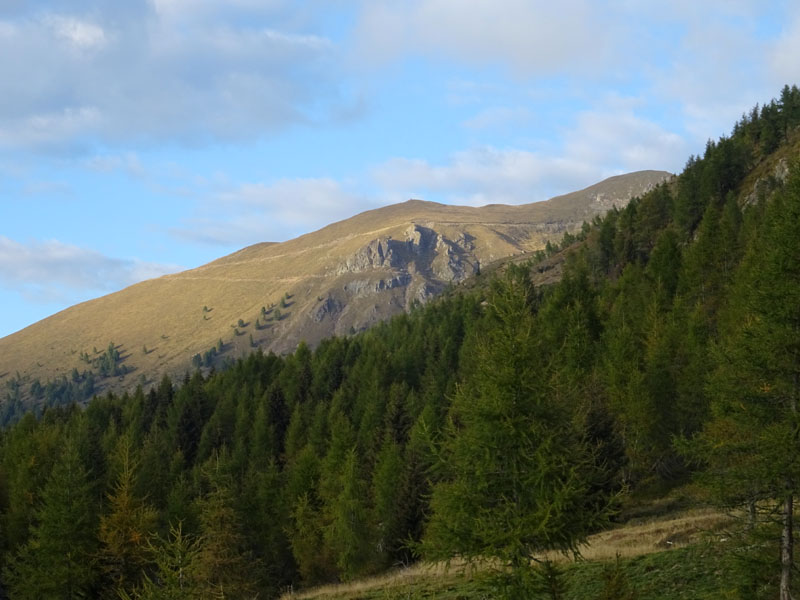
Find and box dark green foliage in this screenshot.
[687,160,800,596]
[421,271,613,597]
[96,438,157,598]
[597,555,638,600]
[531,560,569,600]
[96,342,123,378]
[4,438,98,599]
[324,447,373,580]
[0,86,799,599]
[193,462,257,599]
[119,522,202,600]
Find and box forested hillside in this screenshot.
[0,169,667,410]
[1,85,800,599]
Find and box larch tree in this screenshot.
[692,162,800,600]
[421,270,613,598]
[194,460,256,599]
[118,522,201,600]
[4,437,98,599]
[97,436,158,599]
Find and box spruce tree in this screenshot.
[324,447,373,580]
[119,522,201,600]
[4,438,98,599]
[692,162,800,599]
[421,271,612,598]
[194,460,256,599]
[371,437,404,568]
[97,437,157,598]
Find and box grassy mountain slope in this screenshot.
[0,170,668,401]
[2,87,800,599]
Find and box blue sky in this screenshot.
[1,0,798,338]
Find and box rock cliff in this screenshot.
[0,170,671,399]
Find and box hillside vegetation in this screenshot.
[0,170,668,414]
[0,86,799,599]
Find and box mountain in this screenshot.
[1,88,799,600]
[0,170,669,400]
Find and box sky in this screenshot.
[0,0,798,338]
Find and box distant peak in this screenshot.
[402,198,441,206]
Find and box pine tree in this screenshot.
[371,437,404,568]
[597,555,638,600]
[421,271,612,598]
[97,437,158,598]
[324,447,373,580]
[289,492,336,584]
[193,461,256,599]
[119,522,201,600]
[692,162,800,599]
[4,438,98,599]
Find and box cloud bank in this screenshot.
[0,1,346,151]
[171,177,372,246]
[0,236,182,302]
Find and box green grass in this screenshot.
[286,544,729,600]
[566,545,725,600]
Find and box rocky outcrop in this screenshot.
[0,169,673,399]
[743,158,791,207]
[331,224,482,312]
[311,296,343,323]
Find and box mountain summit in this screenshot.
[0,170,669,401]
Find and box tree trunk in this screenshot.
[780,493,793,600]
[748,498,757,529]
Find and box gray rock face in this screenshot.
[743,158,791,207]
[333,224,480,307]
[270,172,674,355]
[311,296,343,323]
[0,169,678,398]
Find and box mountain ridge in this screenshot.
[0,169,670,401]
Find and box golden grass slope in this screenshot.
[0,170,670,399]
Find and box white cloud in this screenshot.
[373,148,597,206]
[648,16,773,141]
[150,0,288,21]
[0,236,182,302]
[351,0,789,154]
[172,177,372,246]
[373,102,684,206]
[563,107,688,175]
[770,14,800,87]
[0,107,103,151]
[45,15,107,50]
[85,153,145,178]
[353,0,617,75]
[0,3,347,152]
[21,180,72,196]
[461,106,532,130]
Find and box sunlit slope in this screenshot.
[0,170,669,397]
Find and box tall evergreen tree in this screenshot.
[4,438,98,599]
[193,460,256,599]
[421,271,612,598]
[692,162,800,599]
[324,447,373,580]
[119,522,201,600]
[97,437,158,598]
